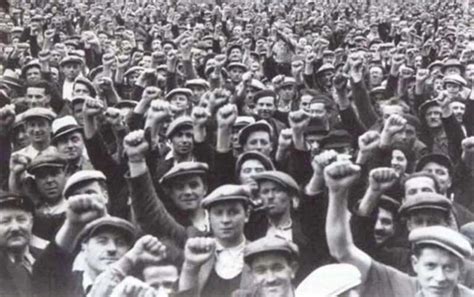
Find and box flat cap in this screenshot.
[77,216,136,245]
[281,77,297,87]
[244,235,299,264]
[27,153,68,175]
[227,62,248,71]
[60,55,84,67]
[409,226,472,259]
[63,170,106,198]
[21,60,41,76]
[418,99,440,117]
[443,74,467,87]
[165,116,193,138]
[233,116,255,129]
[185,79,210,89]
[378,195,401,214]
[415,153,453,173]
[238,120,273,147]
[316,64,335,75]
[428,60,444,72]
[114,100,138,109]
[248,79,266,91]
[0,192,34,213]
[235,151,275,177]
[22,107,56,122]
[253,89,276,103]
[74,77,97,97]
[441,58,464,73]
[319,129,352,149]
[124,66,144,77]
[295,264,361,297]
[201,184,250,209]
[253,171,300,194]
[399,192,452,217]
[52,115,82,142]
[160,162,208,185]
[165,88,193,101]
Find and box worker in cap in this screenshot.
[21,60,42,84]
[442,58,464,76]
[72,77,97,98]
[227,62,248,85]
[231,116,256,153]
[11,111,30,150]
[60,55,84,101]
[443,74,467,98]
[16,107,57,160]
[319,129,353,155]
[165,88,193,115]
[238,120,274,157]
[315,63,335,92]
[296,264,361,297]
[325,159,474,297]
[185,79,210,104]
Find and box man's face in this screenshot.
[0,208,33,251]
[209,201,247,243]
[73,83,91,97]
[26,87,50,108]
[34,167,66,204]
[392,124,417,151]
[82,228,131,277]
[26,118,51,144]
[143,265,179,294]
[61,63,81,80]
[239,159,265,185]
[404,176,436,200]
[229,67,244,83]
[244,131,273,157]
[391,149,408,176]
[250,253,296,297]
[374,207,395,245]
[445,82,461,96]
[56,131,84,161]
[170,127,193,156]
[466,64,474,83]
[412,247,462,297]
[309,102,327,120]
[68,180,108,205]
[421,162,451,195]
[168,175,206,211]
[170,95,189,111]
[255,97,276,119]
[25,67,41,83]
[72,102,84,126]
[259,180,292,218]
[449,101,465,124]
[320,70,334,89]
[299,95,312,112]
[13,124,30,149]
[406,209,448,231]
[369,66,383,86]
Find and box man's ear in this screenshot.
[411,255,419,274]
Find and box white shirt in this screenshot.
[214,239,246,279]
[267,219,293,241]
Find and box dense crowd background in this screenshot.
[0,0,474,296]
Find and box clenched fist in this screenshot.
[66,194,106,227]
[125,235,167,267]
[369,167,399,193]
[123,130,149,163]
[324,160,361,193]
[184,237,216,268]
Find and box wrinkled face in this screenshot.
[82,228,131,278]
[143,265,179,294]
[392,124,417,152]
[73,82,91,97]
[229,67,245,83]
[56,131,84,161]
[0,208,33,251]
[168,175,206,211]
[13,124,30,149]
[259,180,292,218]
[406,209,448,231]
[239,159,265,185]
[170,94,189,111]
[369,66,383,86]
[209,201,247,243]
[421,162,451,195]
[255,97,276,119]
[25,67,41,83]
[26,118,51,144]
[450,101,465,123]
[26,87,50,108]
[244,131,272,157]
[34,167,67,204]
[250,253,296,297]
[412,247,461,297]
[170,127,194,156]
[61,62,82,80]
[425,106,443,129]
[391,149,408,176]
[374,207,395,245]
[299,95,312,112]
[404,176,436,200]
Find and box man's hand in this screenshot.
[278,128,293,150]
[312,149,338,175]
[125,235,167,266]
[289,109,311,135]
[435,91,451,116]
[191,106,210,127]
[324,160,361,194]
[0,104,16,128]
[44,29,55,41]
[369,167,399,193]
[180,37,193,60]
[166,50,178,72]
[216,104,238,129]
[348,53,364,83]
[104,107,124,128]
[380,114,406,146]
[123,130,149,163]
[65,194,106,227]
[416,68,429,84]
[9,153,31,176]
[390,54,405,76]
[358,131,381,155]
[83,97,105,118]
[333,72,348,93]
[147,100,173,125]
[102,52,116,68]
[184,237,216,268]
[111,276,155,297]
[117,54,130,70]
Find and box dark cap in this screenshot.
[235,151,275,178]
[63,170,106,198]
[319,129,352,150]
[253,90,277,104]
[415,153,453,174]
[165,116,193,138]
[201,185,250,209]
[418,100,440,117]
[253,171,300,195]
[77,216,136,245]
[238,120,273,147]
[244,235,299,264]
[27,153,68,175]
[0,192,34,213]
[398,192,452,217]
[160,162,208,185]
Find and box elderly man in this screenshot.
[324,160,474,297]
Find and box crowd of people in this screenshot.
[0,0,474,296]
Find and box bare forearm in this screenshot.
[358,188,382,216]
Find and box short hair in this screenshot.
[402,171,441,193]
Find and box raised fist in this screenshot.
[369,167,399,193]
[126,235,167,266]
[110,276,155,297]
[333,72,349,92]
[241,71,254,83]
[435,91,451,109]
[104,107,124,128]
[312,149,338,174]
[289,109,311,134]
[305,52,316,64]
[324,160,361,193]
[0,104,16,127]
[142,86,162,102]
[382,114,406,137]
[216,104,238,128]
[123,130,149,163]
[9,153,31,176]
[83,97,105,118]
[416,68,429,83]
[38,50,51,64]
[278,128,293,149]
[191,106,210,127]
[44,29,55,40]
[117,55,130,69]
[102,53,116,67]
[147,100,172,124]
[358,131,381,154]
[66,194,106,226]
[184,237,216,268]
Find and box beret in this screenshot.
[165,88,193,101]
[63,170,106,198]
[443,74,467,87]
[52,116,82,142]
[244,235,299,264]
[253,171,300,195]
[201,184,250,209]
[27,153,68,175]
[77,216,136,245]
[22,107,57,122]
[296,264,361,297]
[160,162,208,185]
[165,116,193,138]
[238,120,273,147]
[399,192,452,217]
[409,226,472,259]
[185,79,210,89]
[0,191,34,213]
[415,153,453,173]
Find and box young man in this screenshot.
[324,160,474,297]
